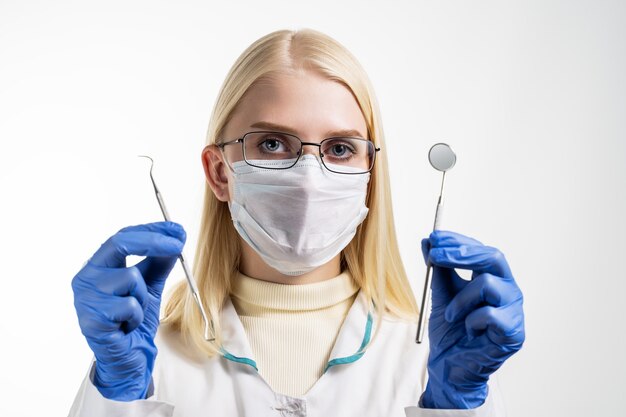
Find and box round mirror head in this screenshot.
[428,143,456,172]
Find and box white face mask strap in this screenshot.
[216,144,237,175]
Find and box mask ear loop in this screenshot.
[363,157,374,207]
[363,133,381,206]
[215,143,236,176]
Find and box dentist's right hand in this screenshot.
[71,221,186,401]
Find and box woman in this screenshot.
[69,28,525,416]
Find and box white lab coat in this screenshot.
[68,289,507,416]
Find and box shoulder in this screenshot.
[371,313,429,360]
[154,323,209,366]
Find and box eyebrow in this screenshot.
[249,121,366,139]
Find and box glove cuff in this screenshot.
[420,381,488,409]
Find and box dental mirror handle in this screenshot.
[416,195,444,344]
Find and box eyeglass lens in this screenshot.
[239,132,375,173]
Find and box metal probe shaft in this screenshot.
[139,155,215,342]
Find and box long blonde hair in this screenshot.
[162,28,419,358]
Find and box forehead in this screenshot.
[224,71,368,139]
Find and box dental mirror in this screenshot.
[429,143,456,171]
[416,142,457,344]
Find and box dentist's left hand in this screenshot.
[419,230,525,409]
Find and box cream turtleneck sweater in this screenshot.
[229,269,360,398]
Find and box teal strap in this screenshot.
[220,304,375,374]
[324,311,373,373]
[219,346,258,371]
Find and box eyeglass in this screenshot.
[216,130,381,174]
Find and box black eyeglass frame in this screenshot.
[216,130,381,175]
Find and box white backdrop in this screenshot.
[0,1,624,416]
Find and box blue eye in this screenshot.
[244,132,301,161]
[330,144,349,157]
[322,139,357,161]
[262,138,282,152]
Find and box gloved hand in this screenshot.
[71,221,186,401]
[419,230,525,409]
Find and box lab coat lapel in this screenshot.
[218,295,259,370]
[324,289,374,372]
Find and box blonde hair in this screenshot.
[162,28,419,358]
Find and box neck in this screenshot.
[239,237,342,285]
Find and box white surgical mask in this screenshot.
[227,154,370,276]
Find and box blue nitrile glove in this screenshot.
[71,221,186,401]
[419,230,525,409]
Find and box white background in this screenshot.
[1,1,624,416]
